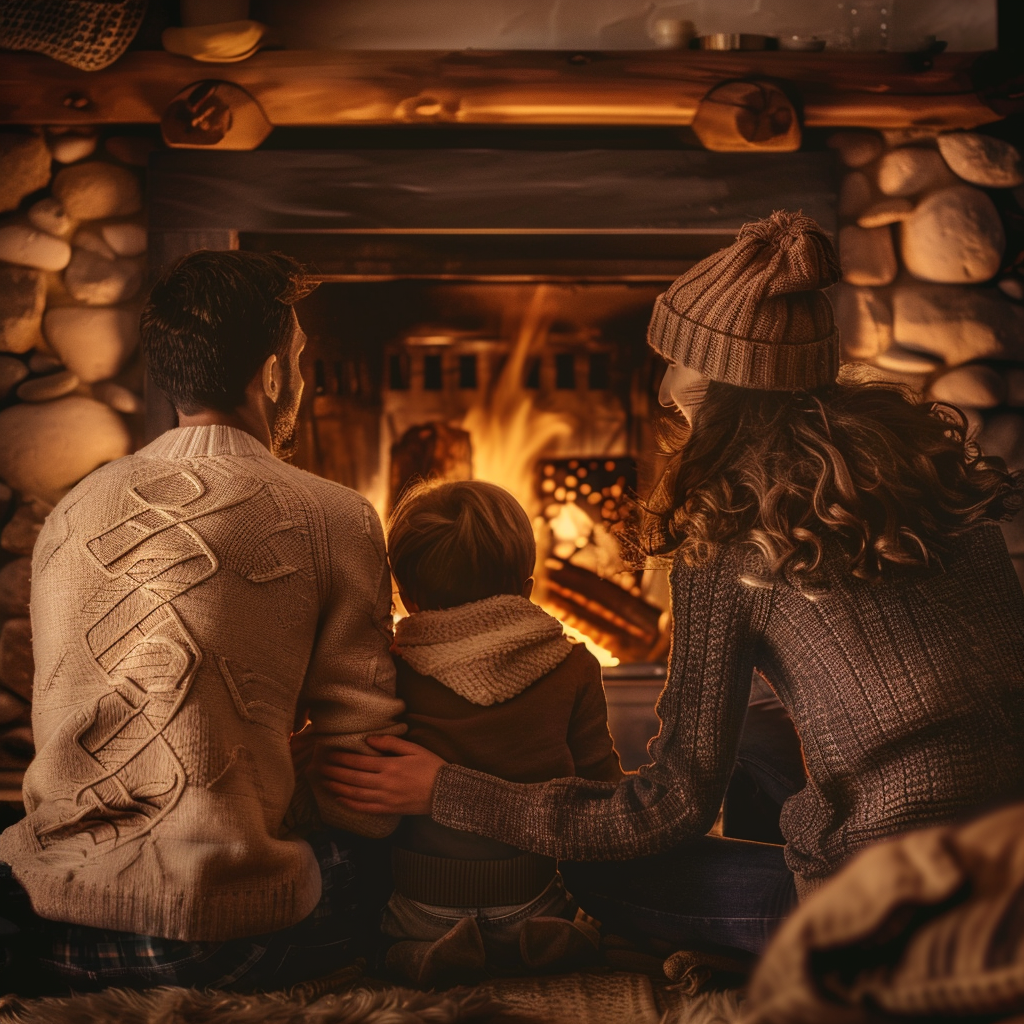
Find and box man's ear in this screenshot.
[522,577,534,600]
[262,353,281,403]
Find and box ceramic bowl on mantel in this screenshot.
[697,33,777,51]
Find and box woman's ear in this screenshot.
[522,577,534,600]
[262,353,281,403]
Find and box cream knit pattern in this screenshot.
[394,595,572,706]
[0,426,404,942]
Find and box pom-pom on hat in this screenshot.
[647,210,841,391]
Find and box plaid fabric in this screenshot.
[8,831,383,994]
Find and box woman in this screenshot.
[322,211,1024,955]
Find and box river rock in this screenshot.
[928,364,1006,408]
[899,186,1005,284]
[0,724,34,761]
[16,369,80,403]
[833,283,892,359]
[0,690,28,728]
[1007,368,1024,406]
[839,172,872,219]
[27,352,61,374]
[882,128,940,148]
[999,277,1024,301]
[857,198,914,228]
[0,266,45,354]
[0,224,72,272]
[0,396,132,502]
[92,380,142,414]
[101,221,146,257]
[874,344,940,375]
[0,501,47,556]
[877,147,959,197]
[51,162,142,221]
[0,355,28,399]
[0,134,50,214]
[980,412,1024,471]
[64,248,143,306]
[72,227,117,260]
[46,128,98,165]
[26,198,74,239]
[839,224,897,286]
[0,619,32,703]
[44,306,139,382]
[892,284,1024,364]
[827,131,884,169]
[0,560,31,619]
[937,132,1023,188]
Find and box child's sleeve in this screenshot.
[567,648,624,783]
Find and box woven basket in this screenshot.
[0,0,147,71]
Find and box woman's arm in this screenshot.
[323,546,772,860]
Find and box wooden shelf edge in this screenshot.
[0,48,1010,130]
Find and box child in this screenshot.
[381,479,623,985]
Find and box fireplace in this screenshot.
[147,143,837,766]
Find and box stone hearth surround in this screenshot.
[0,126,1022,797]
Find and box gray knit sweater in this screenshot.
[433,524,1024,895]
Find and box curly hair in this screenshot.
[635,373,1022,582]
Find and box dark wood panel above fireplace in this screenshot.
[149,148,837,236]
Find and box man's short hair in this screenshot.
[387,480,536,610]
[141,250,316,415]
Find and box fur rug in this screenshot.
[0,985,519,1024]
[0,975,745,1024]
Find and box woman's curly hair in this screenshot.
[634,373,1022,582]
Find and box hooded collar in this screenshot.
[394,594,573,706]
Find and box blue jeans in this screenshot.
[561,834,796,956]
[4,831,391,994]
[563,676,803,956]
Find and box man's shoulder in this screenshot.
[269,462,381,526]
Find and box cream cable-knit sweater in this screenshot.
[0,426,403,941]
[393,595,573,705]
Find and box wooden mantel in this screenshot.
[0,48,1012,130]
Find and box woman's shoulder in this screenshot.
[669,543,772,586]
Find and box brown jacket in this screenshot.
[396,642,622,867]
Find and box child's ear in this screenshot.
[398,586,420,614]
[522,577,534,600]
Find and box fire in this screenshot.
[460,285,572,520]
[460,285,619,667]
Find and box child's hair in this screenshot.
[387,480,535,610]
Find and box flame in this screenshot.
[461,286,573,519]
[460,285,618,667]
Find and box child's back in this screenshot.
[382,481,622,983]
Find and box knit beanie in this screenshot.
[647,210,841,391]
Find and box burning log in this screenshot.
[543,556,662,659]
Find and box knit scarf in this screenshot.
[393,594,573,706]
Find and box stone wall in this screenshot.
[0,129,148,793]
[829,127,1024,588]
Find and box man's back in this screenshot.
[0,425,400,941]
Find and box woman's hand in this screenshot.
[318,735,445,815]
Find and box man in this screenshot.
[0,250,403,991]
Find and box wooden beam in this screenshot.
[0,49,1007,130]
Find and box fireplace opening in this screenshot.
[283,279,669,672]
[148,146,838,767]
